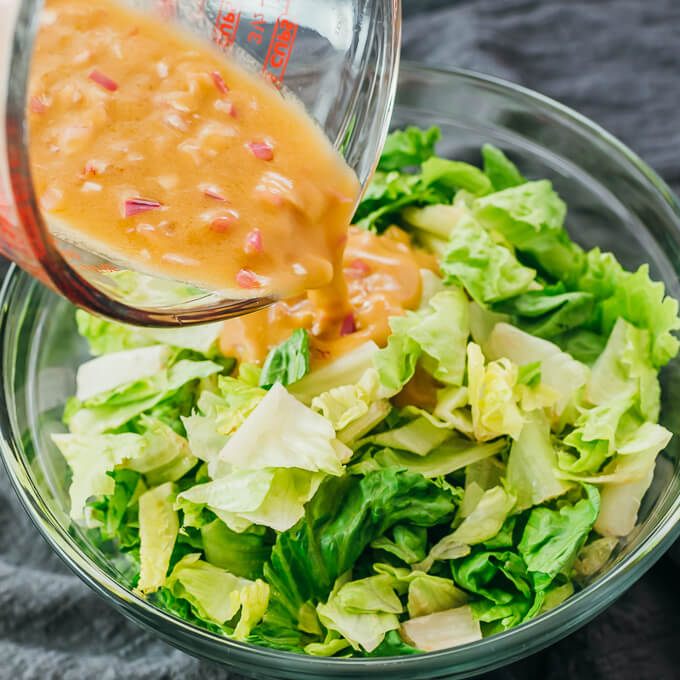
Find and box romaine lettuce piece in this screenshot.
[290,342,380,405]
[400,606,481,652]
[362,436,506,479]
[441,215,536,305]
[486,322,589,417]
[371,525,428,565]
[573,536,619,581]
[124,416,197,485]
[317,574,401,653]
[572,250,680,369]
[164,553,269,638]
[51,432,145,519]
[68,357,222,434]
[312,369,387,432]
[518,484,599,590]
[402,204,464,240]
[337,400,392,445]
[76,309,153,355]
[406,574,468,618]
[361,416,452,456]
[76,345,172,402]
[262,470,457,630]
[507,412,570,511]
[467,343,524,441]
[481,145,526,191]
[179,467,324,533]
[421,157,493,197]
[449,486,516,545]
[138,482,178,594]
[586,317,660,422]
[259,329,310,389]
[200,519,271,580]
[218,383,351,476]
[378,126,441,171]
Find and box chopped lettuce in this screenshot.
[57,131,678,658]
[507,412,571,511]
[218,383,351,476]
[164,553,269,638]
[481,145,526,191]
[51,432,146,519]
[400,606,482,652]
[290,342,380,405]
[486,322,589,417]
[441,215,536,305]
[467,342,524,441]
[378,126,441,171]
[76,309,223,356]
[259,329,310,389]
[317,574,401,653]
[138,482,178,594]
[67,356,222,434]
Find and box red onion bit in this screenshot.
[247,141,274,161]
[345,258,371,279]
[211,71,229,94]
[202,187,227,202]
[340,313,356,336]
[30,95,47,114]
[244,229,263,254]
[89,69,119,92]
[124,198,163,218]
[210,214,236,232]
[236,268,261,289]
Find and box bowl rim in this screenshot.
[2,61,680,677]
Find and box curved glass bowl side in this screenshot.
[1,64,680,679]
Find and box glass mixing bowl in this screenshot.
[2,63,680,680]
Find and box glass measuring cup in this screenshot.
[0,0,400,326]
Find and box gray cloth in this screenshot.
[2,1,680,678]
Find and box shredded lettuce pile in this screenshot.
[54,127,678,657]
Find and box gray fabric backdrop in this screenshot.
[2,1,680,678]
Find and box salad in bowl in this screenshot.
[52,127,679,657]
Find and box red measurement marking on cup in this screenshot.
[262,16,298,87]
[213,1,241,48]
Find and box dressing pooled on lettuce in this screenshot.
[54,127,679,656]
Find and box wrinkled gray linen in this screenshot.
[1,1,680,678]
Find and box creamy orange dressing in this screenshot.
[220,226,438,366]
[28,0,359,298]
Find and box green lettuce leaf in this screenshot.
[586,317,660,422]
[486,322,589,417]
[420,157,493,197]
[507,412,571,511]
[51,432,146,519]
[400,606,482,652]
[449,486,516,546]
[164,553,269,638]
[137,481,178,594]
[493,284,596,340]
[316,574,401,653]
[481,145,526,191]
[259,329,310,389]
[200,519,272,580]
[357,436,506,479]
[262,469,457,628]
[441,214,536,305]
[67,356,222,434]
[218,383,351,476]
[370,525,428,565]
[378,126,441,171]
[518,484,599,590]
[290,342,380,405]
